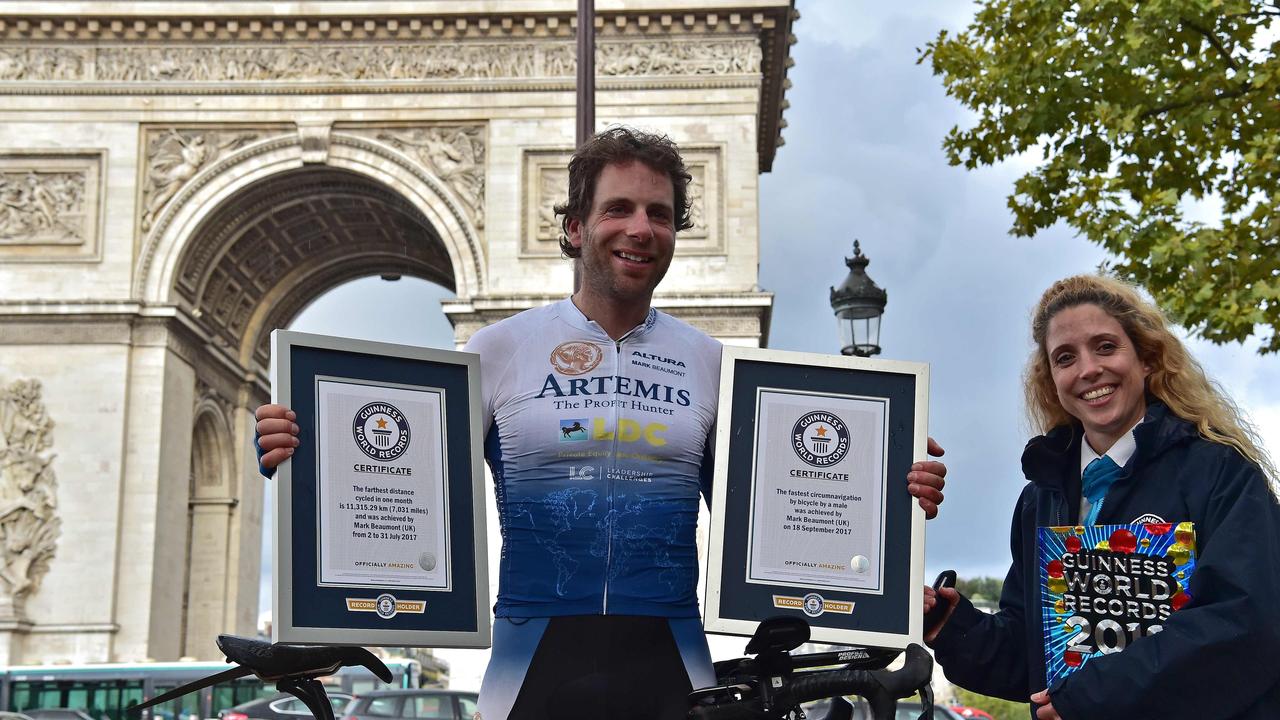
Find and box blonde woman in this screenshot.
[925,275,1280,719]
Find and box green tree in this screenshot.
[952,687,1030,720]
[922,0,1280,351]
[955,575,1005,602]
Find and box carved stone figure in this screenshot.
[537,168,569,242]
[0,171,87,244]
[141,130,263,232]
[687,167,706,235]
[8,39,760,87]
[374,127,486,227]
[0,48,86,81]
[0,379,60,619]
[597,39,761,76]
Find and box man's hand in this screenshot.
[908,437,947,518]
[922,584,960,643]
[255,404,299,471]
[1030,690,1061,719]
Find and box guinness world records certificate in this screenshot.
[748,390,888,593]
[272,330,489,648]
[316,379,450,590]
[704,347,927,649]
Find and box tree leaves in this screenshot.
[922,0,1280,352]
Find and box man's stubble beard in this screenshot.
[578,224,671,306]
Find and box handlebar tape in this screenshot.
[785,644,933,720]
[687,644,933,720]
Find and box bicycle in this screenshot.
[689,572,958,720]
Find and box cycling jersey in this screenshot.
[463,298,721,619]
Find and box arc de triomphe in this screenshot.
[0,1,794,664]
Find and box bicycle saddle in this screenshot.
[131,636,391,720]
[216,635,392,683]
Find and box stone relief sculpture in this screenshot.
[0,48,87,81]
[536,167,569,242]
[0,379,60,618]
[141,129,263,232]
[0,171,87,244]
[686,166,706,236]
[97,44,543,83]
[10,38,759,85]
[374,127,486,228]
[597,39,761,76]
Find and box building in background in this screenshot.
[0,1,795,665]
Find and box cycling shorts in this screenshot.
[475,615,716,720]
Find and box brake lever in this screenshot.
[922,570,957,636]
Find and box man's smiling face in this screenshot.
[569,160,677,312]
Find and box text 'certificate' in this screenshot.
[747,389,888,592]
[316,378,450,591]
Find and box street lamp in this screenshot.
[830,240,887,357]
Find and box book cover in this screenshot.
[1038,522,1197,686]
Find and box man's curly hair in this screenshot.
[555,126,694,258]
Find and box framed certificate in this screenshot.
[271,330,489,648]
[703,346,928,648]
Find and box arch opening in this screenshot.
[170,166,457,368]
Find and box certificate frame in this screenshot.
[271,330,489,648]
[703,346,927,648]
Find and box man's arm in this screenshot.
[255,403,299,474]
[909,437,947,519]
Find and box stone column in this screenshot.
[112,320,196,662]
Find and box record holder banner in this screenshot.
[272,330,489,648]
[704,347,927,648]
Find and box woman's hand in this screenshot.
[1030,690,1061,720]
[923,584,959,643]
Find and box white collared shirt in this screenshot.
[1079,422,1141,521]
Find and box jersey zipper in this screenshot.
[602,337,624,614]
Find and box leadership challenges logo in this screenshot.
[353,402,411,461]
[792,411,850,467]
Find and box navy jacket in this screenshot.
[932,402,1280,718]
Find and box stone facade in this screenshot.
[0,1,794,663]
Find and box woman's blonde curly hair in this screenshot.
[1025,274,1277,483]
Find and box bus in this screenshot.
[0,658,421,720]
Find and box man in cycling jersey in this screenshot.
[256,126,948,720]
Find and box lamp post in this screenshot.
[830,240,887,357]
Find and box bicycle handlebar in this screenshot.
[790,644,933,720]
[688,643,933,720]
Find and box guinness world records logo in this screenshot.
[802,593,825,617]
[792,411,850,467]
[375,593,398,619]
[353,402,411,461]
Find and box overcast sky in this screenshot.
[270,0,1280,690]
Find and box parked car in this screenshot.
[948,706,996,720]
[341,690,478,720]
[23,711,96,720]
[802,699,965,720]
[220,693,353,720]
[845,700,967,719]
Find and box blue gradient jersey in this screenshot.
[463,298,721,619]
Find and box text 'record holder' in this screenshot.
[272,330,489,648]
[704,346,928,648]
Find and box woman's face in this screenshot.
[1045,303,1151,452]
